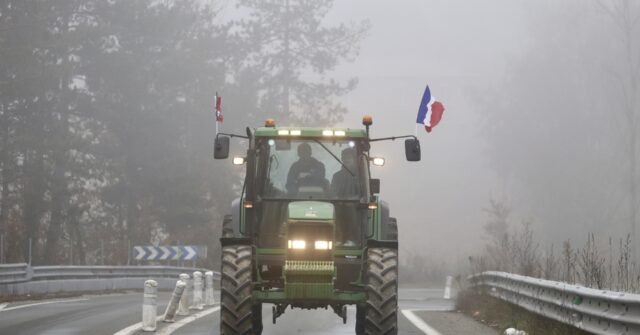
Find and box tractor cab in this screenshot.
[252,127,371,249]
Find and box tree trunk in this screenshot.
[44,50,72,265]
[282,0,291,118]
[44,148,67,264]
[23,147,46,264]
[0,106,10,239]
[68,206,86,265]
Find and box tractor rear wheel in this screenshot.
[220,245,260,335]
[363,247,398,335]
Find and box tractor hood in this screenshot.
[287,201,334,221]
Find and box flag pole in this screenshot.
[215,92,220,136]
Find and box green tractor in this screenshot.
[214,116,421,334]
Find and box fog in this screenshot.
[0,0,638,276]
[324,0,640,265]
[326,0,528,260]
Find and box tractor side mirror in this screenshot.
[404,138,421,162]
[214,135,230,159]
[370,179,380,194]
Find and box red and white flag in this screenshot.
[215,94,223,122]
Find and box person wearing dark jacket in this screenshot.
[331,147,360,246]
[286,143,326,194]
[330,147,359,198]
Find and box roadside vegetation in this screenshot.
[469,198,640,293]
[456,197,640,334]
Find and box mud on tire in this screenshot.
[220,245,260,335]
[364,247,398,335]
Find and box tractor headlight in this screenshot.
[288,240,306,249]
[314,240,332,250]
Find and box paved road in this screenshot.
[0,288,497,335]
[174,288,496,335]
[0,293,173,335]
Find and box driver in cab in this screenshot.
[330,147,359,198]
[286,143,326,194]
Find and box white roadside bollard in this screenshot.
[205,271,215,305]
[177,273,191,316]
[142,279,158,332]
[443,275,453,300]
[191,271,204,310]
[163,279,187,323]
[504,328,527,335]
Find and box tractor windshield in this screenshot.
[258,138,364,201]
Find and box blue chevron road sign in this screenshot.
[132,245,205,261]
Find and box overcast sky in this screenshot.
[319,1,532,259]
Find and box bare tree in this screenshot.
[617,234,633,291]
[513,220,540,277]
[578,233,606,288]
[542,244,558,280]
[597,0,640,260]
[561,240,577,283]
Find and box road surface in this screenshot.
[0,288,498,335]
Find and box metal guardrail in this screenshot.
[0,263,219,296]
[0,264,219,284]
[469,271,640,335]
[0,263,32,284]
[30,265,220,281]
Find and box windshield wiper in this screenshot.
[312,139,355,176]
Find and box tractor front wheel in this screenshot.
[220,245,261,334]
[363,247,398,335]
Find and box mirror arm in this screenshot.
[369,134,418,142]
[216,132,249,140]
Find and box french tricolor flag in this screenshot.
[416,85,445,133]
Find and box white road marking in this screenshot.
[113,315,164,335]
[157,306,220,334]
[0,303,8,311]
[401,309,443,335]
[0,298,89,312]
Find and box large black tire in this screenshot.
[363,248,398,335]
[220,245,260,335]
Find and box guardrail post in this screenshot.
[177,273,190,316]
[205,271,215,305]
[142,279,158,332]
[190,271,204,310]
[443,275,453,299]
[163,279,187,323]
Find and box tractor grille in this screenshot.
[284,260,334,299]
